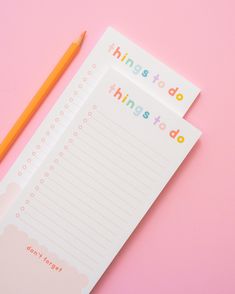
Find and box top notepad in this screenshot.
[98,28,200,116]
[0,69,201,293]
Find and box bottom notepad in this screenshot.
[0,69,201,293]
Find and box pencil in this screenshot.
[0,31,86,162]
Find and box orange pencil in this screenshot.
[0,31,86,162]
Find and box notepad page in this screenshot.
[0,27,200,204]
[0,70,201,293]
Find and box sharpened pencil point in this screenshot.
[74,31,86,45]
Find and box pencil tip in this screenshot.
[74,31,87,45]
[81,30,87,39]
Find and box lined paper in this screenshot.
[0,70,201,293]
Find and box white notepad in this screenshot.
[0,69,201,293]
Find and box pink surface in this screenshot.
[0,0,235,293]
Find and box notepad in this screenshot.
[0,69,201,293]
[0,27,200,201]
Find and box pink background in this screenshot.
[0,0,235,293]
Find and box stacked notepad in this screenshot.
[0,28,201,294]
